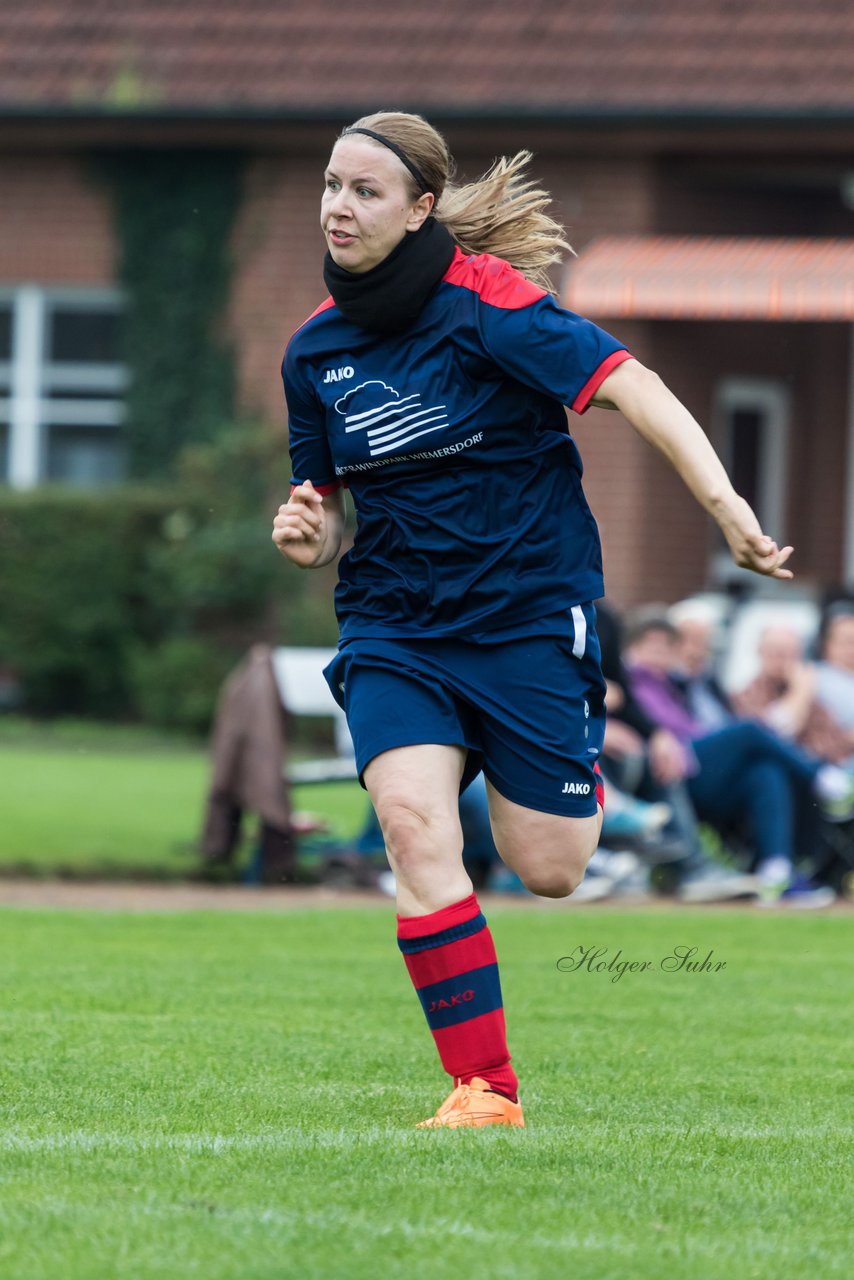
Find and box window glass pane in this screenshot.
[46,388,122,402]
[44,425,126,486]
[48,308,122,363]
[0,306,11,360]
[0,423,7,483]
[730,407,762,514]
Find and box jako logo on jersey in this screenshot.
[334,380,449,457]
[323,366,354,383]
[427,990,475,1013]
[562,782,591,795]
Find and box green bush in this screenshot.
[128,636,234,735]
[0,422,340,729]
[0,487,174,716]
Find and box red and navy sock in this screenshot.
[397,892,518,1101]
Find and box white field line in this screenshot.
[1,1121,851,1156]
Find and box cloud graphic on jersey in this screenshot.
[334,380,450,458]
[334,381,399,416]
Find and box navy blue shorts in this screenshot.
[323,603,606,818]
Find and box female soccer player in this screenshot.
[272,111,793,1129]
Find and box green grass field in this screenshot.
[0,718,367,877]
[0,905,850,1279]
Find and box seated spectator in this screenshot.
[810,604,854,765]
[733,624,820,741]
[735,614,854,768]
[624,611,848,907]
[735,623,830,755]
[598,599,698,796]
[670,608,733,732]
[597,599,761,903]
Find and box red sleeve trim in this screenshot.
[571,350,634,415]
[443,247,547,310]
[290,480,341,496]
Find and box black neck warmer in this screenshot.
[323,217,457,336]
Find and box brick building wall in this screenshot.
[649,319,849,594]
[0,153,115,284]
[230,152,328,428]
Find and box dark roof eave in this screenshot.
[2,103,854,128]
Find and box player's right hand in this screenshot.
[272,480,328,566]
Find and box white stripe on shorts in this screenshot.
[571,604,587,659]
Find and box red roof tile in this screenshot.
[0,0,853,114]
[563,236,854,320]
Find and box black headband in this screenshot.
[342,127,430,195]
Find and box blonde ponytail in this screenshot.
[338,113,571,292]
[436,152,572,293]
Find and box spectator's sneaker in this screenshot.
[572,872,615,902]
[377,870,397,897]
[634,836,696,866]
[417,1077,525,1129]
[588,848,642,884]
[757,859,837,909]
[756,855,791,905]
[814,764,854,822]
[779,876,837,909]
[675,863,759,903]
[601,799,673,843]
[756,857,836,908]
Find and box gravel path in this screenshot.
[0,878,393,912]
[0,877,849,913]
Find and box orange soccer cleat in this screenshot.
[416,1077,525,1129]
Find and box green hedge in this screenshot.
[0,424,340,732]
[0,486,173,717]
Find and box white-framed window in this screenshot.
[712,378,791,577]
[0,285,128,489]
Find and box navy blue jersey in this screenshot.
[283,248,631,640]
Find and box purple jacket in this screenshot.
[627,664,704,765]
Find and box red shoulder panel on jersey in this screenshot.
[287,296,336,345]
[443,247,547,310]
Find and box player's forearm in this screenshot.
[311,511,345,566]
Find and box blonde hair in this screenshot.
[339,111,572,292]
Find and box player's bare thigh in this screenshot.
[485,778,603,899]
[363,743,471,916]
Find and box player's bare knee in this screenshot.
[521,864,583,899]
[377,801,441,863]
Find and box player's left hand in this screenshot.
[718,495,794,579]
[736,534,794,579]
